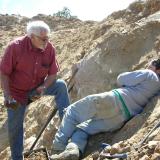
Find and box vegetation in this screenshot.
[53,7,77,19]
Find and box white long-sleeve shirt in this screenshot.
[116,69,160,116]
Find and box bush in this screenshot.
[53,7,77,19]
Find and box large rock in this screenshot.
[74,11,160,99]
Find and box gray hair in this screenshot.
[26,21,50,37]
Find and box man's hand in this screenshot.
[29,85,46,102]
[29,94,41,102]
[4,96,20,109]
[36,85,46,95]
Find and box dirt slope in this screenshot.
[0,0,160,159]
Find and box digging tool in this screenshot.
[99,153,127,159]
[24,67,79,156]
[67,67,78,93]
[135,120,160,149]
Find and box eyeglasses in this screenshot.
[34,34,49,42]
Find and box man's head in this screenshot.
[27,21,50,50]
[148,59,160,75]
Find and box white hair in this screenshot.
[26,21,50,37]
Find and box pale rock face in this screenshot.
[139,155,150,160]
[74,12,160,100]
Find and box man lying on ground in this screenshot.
[50,59,160,160]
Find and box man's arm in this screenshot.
[0,42,17,97]
[0,72,11,98]
[117,70,148,87]
[0,72,17,107]
[36,74,57,95]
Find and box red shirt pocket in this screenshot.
[38,66,49,78]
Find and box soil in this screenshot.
[1,0,160,160]
[24,148,49,160]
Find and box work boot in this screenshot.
[50,142,80,160]
[51,139,66,154]
[50,148,64,155]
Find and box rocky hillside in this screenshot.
[1,0,160,159]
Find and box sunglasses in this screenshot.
[34,34,49,42]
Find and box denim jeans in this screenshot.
[53,91,126,153]
[7,79,70,160]
[43,79,70,118]
[7,105,26,160]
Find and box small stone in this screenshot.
[151,153,160,160]
[139,155,150,160]
[91,151,99,160]
[110,145,120,155]
[103,146,111,153]
[148,141,159,149]
[155,143,160,153]
[120,146,130,153]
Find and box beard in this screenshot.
[38,43,47,50]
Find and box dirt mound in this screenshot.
[0,0,160,159]
[105,0,160,23]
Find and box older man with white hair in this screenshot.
[0,21,70,160]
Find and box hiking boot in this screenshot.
[50,148,64,155]
[50,142,80,160]
[51,139,66,154]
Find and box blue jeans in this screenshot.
[7,106,26,160]
[43,79,70,118]
[7,79,70,160]
[53,92,126,153]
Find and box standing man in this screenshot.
[50,59,160,160]
[0,21,70,160]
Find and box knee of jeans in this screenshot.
[56,79,68,92]
[63,105,80,123]
[64,105,74,115]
